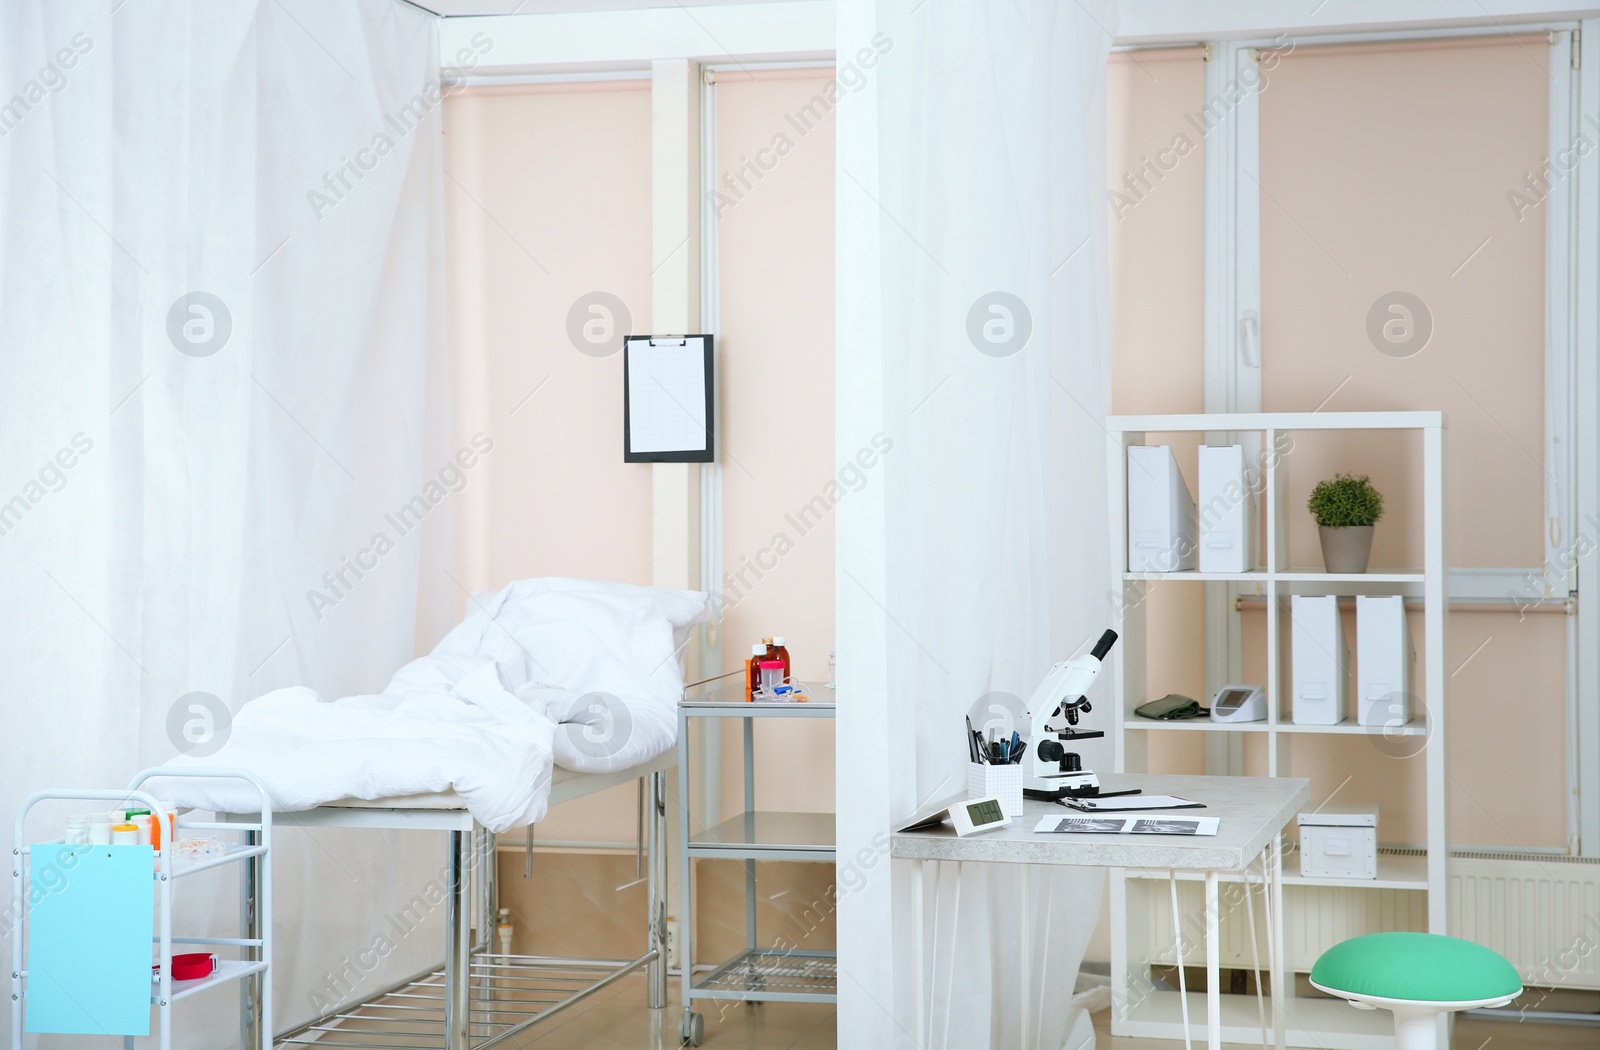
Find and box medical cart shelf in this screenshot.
[167,960,270,1002]
[676,680,837,1046]
[168,841,270,876]
[691,947,837,1002]
[11,767,274,1050]
[1108,411,1448,1049]
[689,811,836,857]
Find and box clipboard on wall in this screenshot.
[623,334,715,462]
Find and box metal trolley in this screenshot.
[676,678,837,1046]
[11,767,275,1050]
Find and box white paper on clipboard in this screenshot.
[627,337,708,454]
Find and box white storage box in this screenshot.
[1356,594,1413,727]
[1292,594,1348,725]
[1197,444,1254,573]
[1127,445,1197,572]
[1297,804,1378,879]
[968,763,1023,818]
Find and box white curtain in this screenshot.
[0,1,450,1045]
[837,1,1115,1048]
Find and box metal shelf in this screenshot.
[678,677,839,1035]
[168,960,269,1003]
[688,811,835,858]
[691,948,837,1003]
[170,842,269,879]
[679,698,837,717]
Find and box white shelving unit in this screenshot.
[11,767,274,1050]
[1106,411,1446,1050]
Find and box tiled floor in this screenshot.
[478,974,1589,1049]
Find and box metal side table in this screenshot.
[676,678,836,1046]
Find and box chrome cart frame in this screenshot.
[12,768,274,1050]
[225,757,670,1050]
[676,681,837,1046]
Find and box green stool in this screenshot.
[1310,933,1522,1050]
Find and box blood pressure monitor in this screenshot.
[1209,683,1267,723]
[900,796,1012,837]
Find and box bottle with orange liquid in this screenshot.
[745,643,768,701]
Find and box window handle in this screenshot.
[1239,310,1261,368]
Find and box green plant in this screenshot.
[1307,472,1385,528]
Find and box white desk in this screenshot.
[891,773,1309,1050]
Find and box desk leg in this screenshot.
[445,829,471,1050]
[924,860,942,1046]
[941,864,962,1050]
[1020,865,1031,1050]
[1205,870,1220,1050]
[911,860,926,1050]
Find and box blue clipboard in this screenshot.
[26,844,154,1036]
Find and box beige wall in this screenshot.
[713,70,838,821]
[1107,38,1566,850]
[445,82,655,843]
[444,73,839,841]
[451,71,840,969]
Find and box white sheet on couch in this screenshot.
[156,578,708,832]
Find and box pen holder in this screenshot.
[968,762,1023,818]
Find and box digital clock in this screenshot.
[901,795,1012,837]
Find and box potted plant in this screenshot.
[1307,472,1384,573]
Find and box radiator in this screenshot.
[1138,851,1600,990]
[1451,850,1600,991]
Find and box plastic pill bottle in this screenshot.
[64,816,89,845]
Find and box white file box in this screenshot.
[1197,444,1253,573]
[1292,595,1348,725]
[1356,595,1413,727]
[1127,445,1197,572]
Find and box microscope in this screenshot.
[1023,628,1124,801]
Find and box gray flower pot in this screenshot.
[1319,525,1374,574]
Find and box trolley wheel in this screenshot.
[680,1010,705,1046]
